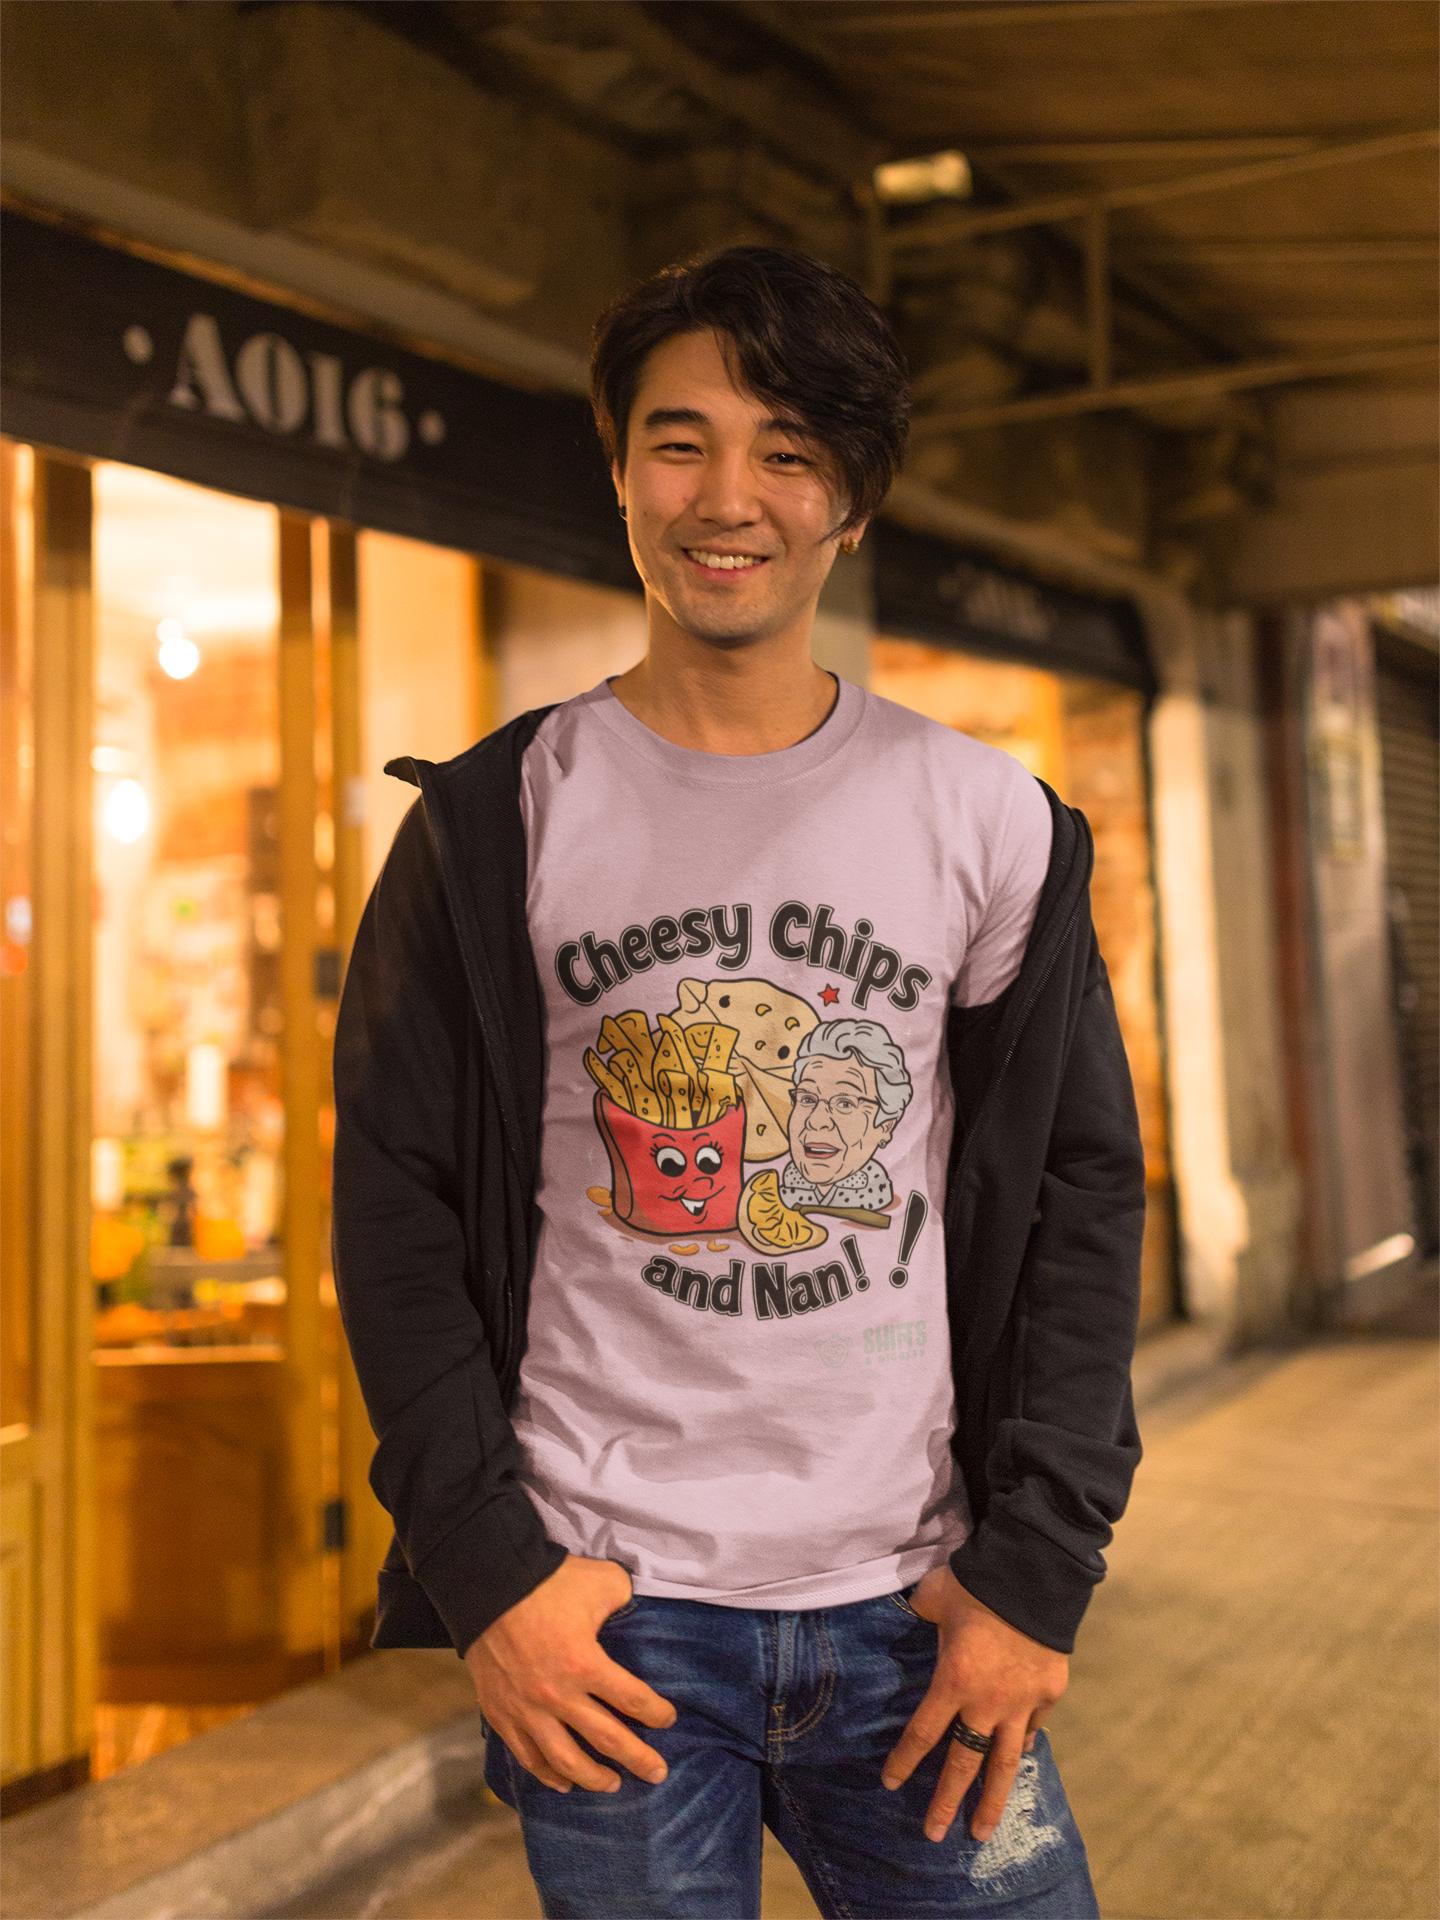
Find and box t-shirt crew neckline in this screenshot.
[587,673,866,789]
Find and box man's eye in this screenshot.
[695,1145,722,1175]
[655,1147,687,1177]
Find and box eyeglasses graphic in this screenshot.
[793,1091,879,1121]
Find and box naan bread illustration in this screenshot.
[671,978,818,1162]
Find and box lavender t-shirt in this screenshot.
[512,677,1050,1610]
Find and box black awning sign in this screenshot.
[144,311,433,462]
[874,520,1152,690]
[1,209,638,589]
[936,560,1056,647]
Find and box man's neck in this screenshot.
[610,614,838,756]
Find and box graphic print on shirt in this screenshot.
[584,1005,749,1237]
[670,976,817,1163]
[581,974,915,1311]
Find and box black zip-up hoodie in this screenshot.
[332,708,1145,1660]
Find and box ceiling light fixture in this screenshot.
[874,150,972,206]
[156,616,201,680]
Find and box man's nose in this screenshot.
[692,449,763,527]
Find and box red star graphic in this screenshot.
[820,984,841,1007]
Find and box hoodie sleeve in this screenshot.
[949,922,1146,1653]
[331,800,566,1656]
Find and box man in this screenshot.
[780,1017,911,1212]
[333,246,1144,1919]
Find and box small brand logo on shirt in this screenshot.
[862,1319,928,1363]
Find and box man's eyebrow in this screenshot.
[642,407,707,430]
[639,407,814,437]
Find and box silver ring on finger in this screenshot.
[948,1716,994,1755]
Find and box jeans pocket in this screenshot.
[604,1595,639,1623]
[888,1585,921,1618]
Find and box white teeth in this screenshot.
[689,551,762,570]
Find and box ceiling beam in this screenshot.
[962,138,1324,166]
[823,0,1342,29]
[1125,238,1437,265]
[890,128,1440,251]
[910,342,1439,435]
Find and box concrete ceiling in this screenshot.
[743,0,1436,376]
[355,0,1436,596]
[379,2,1436,427]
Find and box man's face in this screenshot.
[788,1053,895,1193]
[615,329,856,651]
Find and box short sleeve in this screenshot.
[952,774,1053,1008]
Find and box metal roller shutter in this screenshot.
[1374,627,1439,1256]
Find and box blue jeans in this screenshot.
[484,1590,1099,1920]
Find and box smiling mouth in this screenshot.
[676,1196,708,1216]
[683,550,769,573]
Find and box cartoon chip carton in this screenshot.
[584,1009,747,1236]
[594,1091,747,1236]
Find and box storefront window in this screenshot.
[872,638,1175,1329]
[357,530,483,888]
[90,464,284,1359]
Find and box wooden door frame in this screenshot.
[0,448,95,1808]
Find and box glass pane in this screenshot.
[1058,676,1174,1330]
[91,462,284,1356]
[357,530,481,889]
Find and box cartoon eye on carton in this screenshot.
[585,1010,746,1236]
[594,1092,746,1235]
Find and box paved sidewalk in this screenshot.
[278,1331,1438,1920]
[1060,1333,1438,1920]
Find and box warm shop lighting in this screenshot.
[104,777,150,844]
[873,150,972,205]
[156,616,201,679]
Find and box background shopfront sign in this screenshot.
[874,519,1152,690]
[1,209,638,590]
[3,209,1151,677]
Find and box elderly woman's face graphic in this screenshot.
[788,1053,896,1192]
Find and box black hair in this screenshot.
[591,246,909,535]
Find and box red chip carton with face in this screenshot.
[595,1091,746,1236]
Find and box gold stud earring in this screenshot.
[839,536,859,556]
